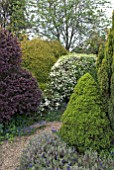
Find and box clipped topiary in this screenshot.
[60,73,112,153]
[0,29,42,123]
[21,38,67,90]
[48,40,68,58]
[21,38,57,90]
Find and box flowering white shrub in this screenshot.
[39,54,97,113]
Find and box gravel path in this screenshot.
[0,121,61,170]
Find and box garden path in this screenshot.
[0,121,61,170]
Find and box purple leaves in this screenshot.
[0,68,42,123]
[0,29,42,123]
[0,30,22,77]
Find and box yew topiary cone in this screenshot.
[60,73,112,153]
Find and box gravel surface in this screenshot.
[0,121,61,170]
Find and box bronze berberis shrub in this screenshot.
[0,30,42,123]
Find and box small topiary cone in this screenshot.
[60,73,112,153]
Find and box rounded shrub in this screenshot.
[18,133,114,170]
[48,40,68,58]
[40,54,97,112]
[21,38,67,90]
[60,73,112,153]
[0,69,41,122]
[0,29,42,123]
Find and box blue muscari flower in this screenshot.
[110,151,114,155]
[17,127,22,135]
[42,153,45,158]
[29,163,33,168]
[68,162,71,166]
[67,166,71,170]
[40,120,46,125]
[51,128,57,133]
[55,155,58,160]
[100,162,102,167]
[5,129,9,133]
[62,159,67,163]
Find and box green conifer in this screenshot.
[60,73,111,152]
[96,44,105,71]
[97,59,109,112]
[97,10,114,130]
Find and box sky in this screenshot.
[106,0,114,17]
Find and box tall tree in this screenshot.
[73,30,107,54]
[35,0,110,50]
[97,10,114,131]
[0,0,30,35]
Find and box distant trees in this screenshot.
[0,0,111,49]
[0,0,29,35]
[73,30,107,54]
[34,0,110,50]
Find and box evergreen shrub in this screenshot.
[96,44,105,70]
[0,29,42,123]
[97,11,114,131]
[21,38,67,90]
[40,54,97,112]
[60,73,112,153]
[48,40,68,58]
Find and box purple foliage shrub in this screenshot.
[0,30,42,123]
[0,30,22,77]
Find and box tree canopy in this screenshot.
[34,0,110,50]
[0,0,30,35]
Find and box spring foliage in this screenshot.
[35,0,110,51]
[18,133,114,170]
[48,40,68,58]
[97,11,114,131]
[21,38,67,90]
[39,54,96,113]
[0,29,42,123]
[60,73,111,153]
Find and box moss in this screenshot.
[60,73,112,153]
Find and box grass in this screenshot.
[40,110,63,122]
